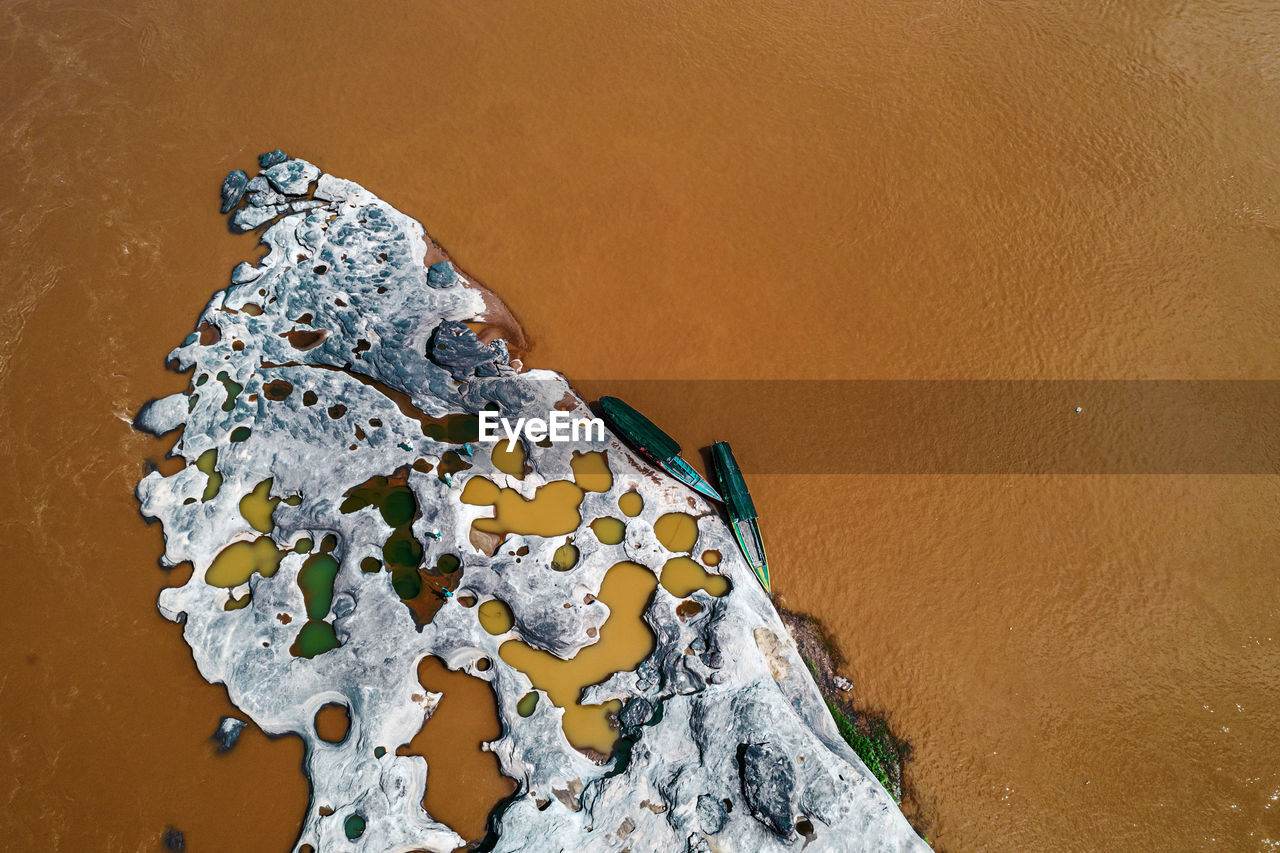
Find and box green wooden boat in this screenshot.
[711,441,771,596]
[598,396,723,503]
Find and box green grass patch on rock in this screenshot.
[826,698,900,801]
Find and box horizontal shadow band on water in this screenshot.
[525,380,1280,475]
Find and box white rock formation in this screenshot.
[135,157,929,853]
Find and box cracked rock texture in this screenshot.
[134,157,928,853]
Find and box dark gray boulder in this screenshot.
[212,716,248,752]
[428,321,498,378]
[739,742,797,838]
[619,696,653,728]
[219,169,248,213]
[162,826,186,851]
[258,149,288,168]
[427,260,457,288]
[264,159,320,195]
[696,794,728,835]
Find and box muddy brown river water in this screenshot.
[1,1,1278,850]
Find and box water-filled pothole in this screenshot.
[291,552,342,658]
[490,438,526,479]
[654,512,699,552]
[314,702,350,743]
[570,450,612,492]
[459,451,612,556]
[590,517,625,545]
[499,561,657,756]
[660,557,730,598]
[551,541,579,571]
[196,448,222,501]
[205,538,282,588]
[239,478,279,533]
[461,478,583,546]
[216,371,243,411]
[618,490,643,517]
[341,467,456,629]
[478,599,514,635]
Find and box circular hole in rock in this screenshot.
[618,490,643,517]
[263,379,293,401]
[476,657,491,672]
[314,703,350,744]
[654,512,699,552]
[285,329,327,350]
[590,517,625,545]
[478,599,514,635]
[343,814,365,840]
[551,542,579,571]
[676,600,704,621]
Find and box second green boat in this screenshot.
[711,440,771,596]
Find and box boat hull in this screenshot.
[731,518,772,596]
[661,454,724,503]
[600,396,723,503]
[711,441,772,596]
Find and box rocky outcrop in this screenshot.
[219,169,248,213]
[212,716,248,752]
[740,742,799,838]
[428,320,510,379]
[259,149,288,169]
[135,156,929,853]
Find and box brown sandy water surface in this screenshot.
[1,2,1278,851]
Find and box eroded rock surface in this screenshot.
[135,157,928,853]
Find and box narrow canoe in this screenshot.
[711,440,771,596]
[599,396,723,503]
